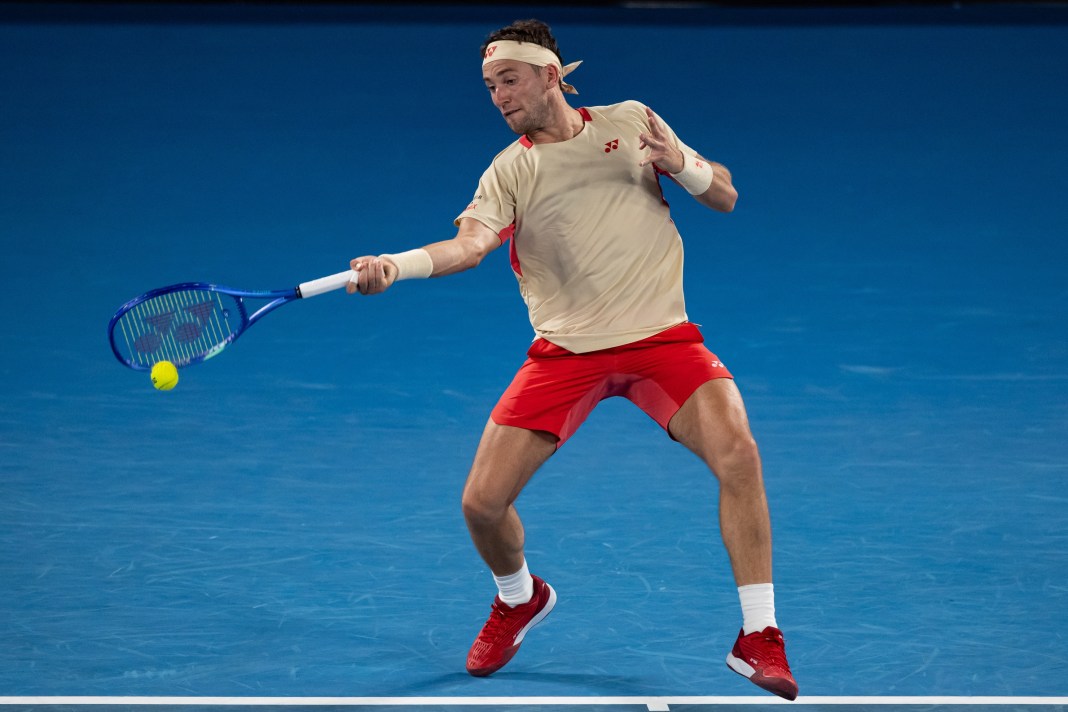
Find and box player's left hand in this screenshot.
[638,107,685,174]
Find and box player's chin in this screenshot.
[503,112,528,134]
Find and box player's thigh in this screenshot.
[463,420,557,514]
[667,378,760,475]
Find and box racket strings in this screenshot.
[115,290,239,367]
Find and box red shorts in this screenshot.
[490,322,732,447]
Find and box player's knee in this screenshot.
[710,435,762,489]
[461,486,505,526]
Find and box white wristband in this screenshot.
[380,248,433,280]
[671,154,715,195]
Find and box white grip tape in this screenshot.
[298,270,357,298]
[381,248,433,280]
[672,154,715,195]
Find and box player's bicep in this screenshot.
[456,217,505,264]
[457,216,505,247]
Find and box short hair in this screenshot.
[480,19,563,63]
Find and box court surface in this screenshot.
[1,2,1066,711]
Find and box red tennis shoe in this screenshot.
[466,575,556,677]
[726,626,799,700]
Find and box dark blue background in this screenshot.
[1,2,1066,704]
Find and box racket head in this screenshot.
[108,283,250,371]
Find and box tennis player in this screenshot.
[346,19,797,700]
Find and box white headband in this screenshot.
[482,40,583,95]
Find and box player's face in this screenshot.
[483,60,552,135]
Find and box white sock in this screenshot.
[738,583,778,635]
[494,560,534,607]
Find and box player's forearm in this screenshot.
[421,238,488,276]
[696,161,737,213]
[667,152,737,213]
[360,222,499,293]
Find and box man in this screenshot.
[346,19,798,701]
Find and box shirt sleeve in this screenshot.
[454,160,516,238]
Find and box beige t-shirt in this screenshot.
[455,100,702,354]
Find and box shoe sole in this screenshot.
[726,652,798,701]
[467,584,557,677]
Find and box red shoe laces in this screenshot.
[479,601,515,639]
[749,630,789,669]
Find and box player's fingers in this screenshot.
[360,260,374,294]
[645,107,665,136]
[346,266,361,294]
[348,258,370,294]
[367,258,385,294]
[347,259,362,294]
[638,131,665,167]
[640,130,670,153]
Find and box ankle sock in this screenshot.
[738,583,778,635]
[494,560,534,607]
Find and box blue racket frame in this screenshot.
[108,269,354,371]
[108,282,299,371]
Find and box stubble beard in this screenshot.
[506,97,551,136]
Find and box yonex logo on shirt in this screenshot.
[604,139,620,153]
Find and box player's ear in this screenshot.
[545,63,560,91]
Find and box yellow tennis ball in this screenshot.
[151,361,179,391]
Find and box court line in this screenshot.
[1,696,1067,708]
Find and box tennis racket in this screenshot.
[108,269,357,371]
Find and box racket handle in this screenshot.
[298,269,359,298]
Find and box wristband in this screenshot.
[671,154,715,195]
[380,248,433,280]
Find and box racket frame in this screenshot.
[108,270,355,371]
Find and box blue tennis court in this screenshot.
[1,2,1066,711]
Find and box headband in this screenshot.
[482,40,583,95]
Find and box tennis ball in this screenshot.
[151,361,179,391]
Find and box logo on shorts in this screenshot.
[604,138,620,153]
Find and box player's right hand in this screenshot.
[346,256,398,295]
